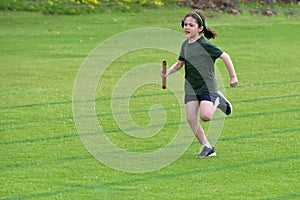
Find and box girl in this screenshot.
[162,11,238,158]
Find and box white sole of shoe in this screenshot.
[196,152,217,159]
[207,152,217,157]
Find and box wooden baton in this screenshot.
[162,60,167,89]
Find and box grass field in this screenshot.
[1,7,300,199]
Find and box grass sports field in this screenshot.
[1,7,300,199]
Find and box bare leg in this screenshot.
[199,99,219,122]
[186,101,208,145]
[186,98,219,145]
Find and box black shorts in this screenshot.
[185,91,218,104]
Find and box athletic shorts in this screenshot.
[184,91,218,104]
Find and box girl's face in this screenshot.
[182,16,203,41]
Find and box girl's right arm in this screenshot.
[161,60,184,78]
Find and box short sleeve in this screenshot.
[201,39,223,61]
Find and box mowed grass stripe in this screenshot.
[1,94,299,127]
[1,126,299,170]
[1,79,299,110]
[2,117,299,147]
[1,153,299,199]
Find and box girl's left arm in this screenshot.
[220,52,238,87]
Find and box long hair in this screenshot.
[181,11,217,39]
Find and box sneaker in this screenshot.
[217,91,232,115]
[196,146,216,159]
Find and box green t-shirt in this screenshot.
[178,37,223,95]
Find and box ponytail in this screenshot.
[203,26,217,39]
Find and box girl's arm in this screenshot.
[220,52,238,87]
[161,60,184,78]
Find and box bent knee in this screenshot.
[200,113,212,122]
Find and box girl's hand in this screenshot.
[160,60,184,78]
[161,70,168,78]
[230,76,238,87]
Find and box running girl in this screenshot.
[161,11,238,158]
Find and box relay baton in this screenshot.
[162,60,167,89]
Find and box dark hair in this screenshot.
[181,11,217,39]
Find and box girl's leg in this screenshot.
[186,100,218,158]
[186,99,218,144]
[199,99,219,122]
[186,101,208,145]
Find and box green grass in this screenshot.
[1,7,300,199]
